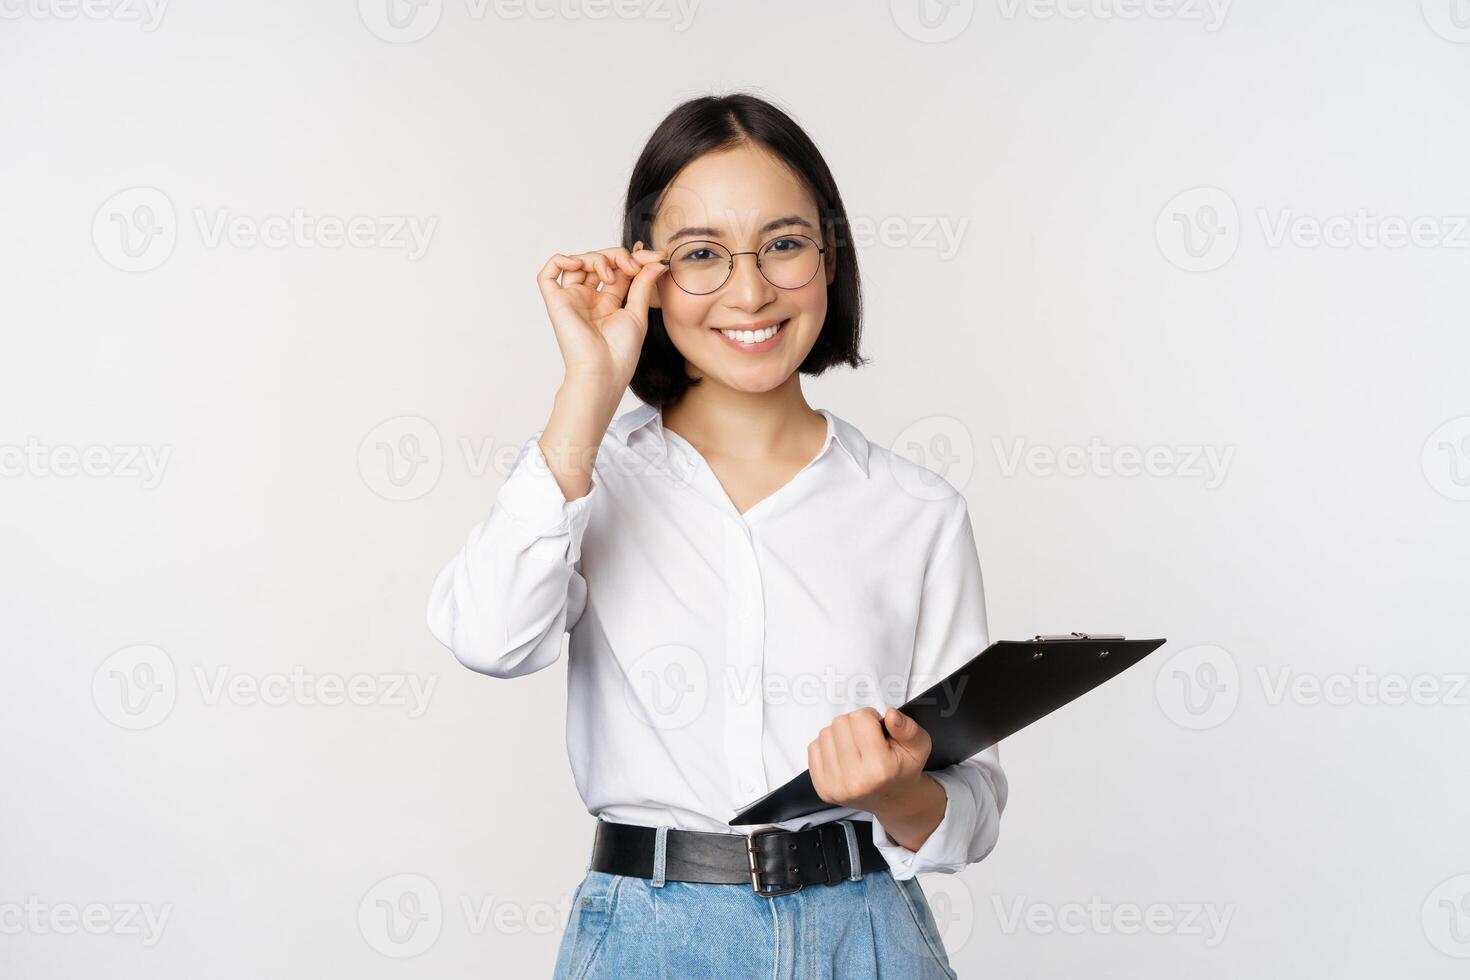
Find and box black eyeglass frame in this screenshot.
[656,233,829,296]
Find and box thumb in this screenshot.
[885,708,930,767]
[885,707,919,744]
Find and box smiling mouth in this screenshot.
[711,319,789,345]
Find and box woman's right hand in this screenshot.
[536,242,669,394]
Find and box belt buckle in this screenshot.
[747,829,803,897]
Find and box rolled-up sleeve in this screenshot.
[870,495,1008,879]
[426,430,598,678]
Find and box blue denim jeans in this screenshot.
[551,826,958,979]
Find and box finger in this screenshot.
[566,252,604,286]
[809,738,838,803]
[852,709,890,759]
[591,253,632,301]
[622,258,668,322]
[885,707,930,763]
[612,250,641,277]
[563,251,607,287]
[589,246,640,278]
[560,255,591,287]
[576,251,614,284]
[585,245,637,279]
[815,729,843,793]
[538,253,584,300]
[832,713,866,766]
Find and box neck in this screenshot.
[662,375,823,462]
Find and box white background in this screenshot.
[3,1,1469,976]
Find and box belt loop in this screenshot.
[839,820,862,881]
[651,826,669,888]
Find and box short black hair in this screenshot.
[621,92,868,410]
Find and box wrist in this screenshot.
[558,372,624,413]
[871,772,947,842]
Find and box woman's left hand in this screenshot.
[808,706,931,814]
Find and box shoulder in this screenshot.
[835,411,973,547]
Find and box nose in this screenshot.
[724,250,776,311]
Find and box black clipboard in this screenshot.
[729,633,1167,826]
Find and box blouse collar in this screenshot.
[609,401,870,478]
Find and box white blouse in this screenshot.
[427,401,1006,880]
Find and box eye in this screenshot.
[680,247,721,263]
[765,237,807,254]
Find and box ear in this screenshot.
[824,221,838,287]
[647,241,663,309]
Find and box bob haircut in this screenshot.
[621,92,868,410]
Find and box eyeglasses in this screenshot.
[658,233,827,296]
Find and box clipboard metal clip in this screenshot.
[1030,632,1127,641]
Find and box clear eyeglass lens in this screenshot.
[668,236,820,294]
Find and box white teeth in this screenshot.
[719,321,784,344]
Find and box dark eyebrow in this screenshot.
[666,214,816,246]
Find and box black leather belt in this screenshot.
[588,818,888,898]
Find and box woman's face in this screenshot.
[648,143,835,395]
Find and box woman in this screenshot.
[427,92,1005,979]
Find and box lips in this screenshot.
[712,318,789,351]
[710,319,786,334]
